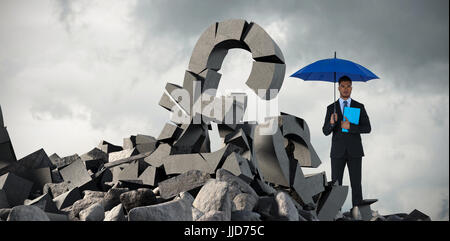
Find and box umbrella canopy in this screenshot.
[290,52,379,114]
[290,57,379,82]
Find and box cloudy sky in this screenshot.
[0,0,448,220]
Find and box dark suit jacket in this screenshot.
[322,99,371,158]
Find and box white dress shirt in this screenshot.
[339,97,352,116]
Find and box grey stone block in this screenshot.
[188,22,219,74]
[80,147,108,172]
[138,165,159,186]
[25,192,58,213]
[157,123,182,143]
[281,113,321,168]
[216,168,258,201]
[108,148,138,163]
[53,187,81,210]
[79,202,104,221]
[7,205,50,221]
[48,153,62,168]
[104,203,125,221]
[193,179,232,221]
[215,19,248,47]
[404,209,431,221]
[298,209,319,221]
[316,184,349,221]
[275,191,299,221]
[51,169,63,183]
[245,61,285,99]
[128,192,194,221]
[232,193,258,212]
[98,140,123,154]
[253,196,280,220]
[0,172,33,206]
[158,170,211,199]
[17,148,55,170]
[144,143,171,168]
[162,153,210,175]
[197,210,229,221]
[231,210,262,221]
[123,135,136,150]
[59,159,92,188]
[171,123,207,154]
[243,22,285,63]
[221,152,253,183]
[224,129,250,151]
[0,189,9,208]
[120,188,157,213]
[55,154,82,169]
[253,122,290,187]
[192,207,204,221]
[135,135,158,154]
[304,172,327,197]
[200,144,241,174]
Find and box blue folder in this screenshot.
[342,107,360,133]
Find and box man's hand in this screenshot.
[330,113,338,125]
[341,116,350,130]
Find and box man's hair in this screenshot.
[338,75,352,85]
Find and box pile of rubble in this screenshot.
[0,106,431,221]
[0,19,431,221]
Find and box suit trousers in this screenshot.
[331,150,363,207]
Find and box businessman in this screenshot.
[322,75,371,208]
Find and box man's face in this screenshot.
[338,80,352,99]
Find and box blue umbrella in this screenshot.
[290,52,379,113]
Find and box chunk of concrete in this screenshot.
[157,123,182,143]
[193,179,232,221]
[128,192,194,221]
[253,122,291,187]
[188,22,220,74]
[98,140,123,154]
[216,168,258,201]
[48,153,62,169]
[80,147,108,172]
[143,143,171,168]
[275,191,299,221]
[304,172,327,197]
[135,134,158,154]
[232,193,258,212]
[79,202,104,221]
[108,148,138,162]
[316,184,349,221]
[101,187,129,211]
[7,205,50,221]
[17,148,55,170]
[53,187,81,210]
[245,61,285,99]
[18,167,52,195]
[120,188,157,213]
[59,159,92,188]
[0,189,9,208]
[215,19,248,47]
[243,22,285,63]
[162,153,210,175]
[138,165,159,186]
[200,144,242,174]
[253,196,280,220]
[231,210,262,221]
[404,209,431,221]
[0,172,33,206]
[197,210,229,221]
[221,152,253,183]
[158,170,211,199]
[123,135,136,150]
[171,124,207,154]
[104,203,125,221]
[25,192,58,213]
[43,181,75,198]
[55,154,83,169]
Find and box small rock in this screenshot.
[193,179,232,221]
[43,182,75,198]
[192,207,204,221]
[275,191,299,221]
[83,190,105,200]
[216,169,258,201]
[128,192,193,221]
[101,188,129,211]
[233,193,258,211]
[104,203,126,221]
[120,188,157,213]
[231,210,261,221]
[79,203,104,221]
[7,205,50,221]
[197,210,229,221]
